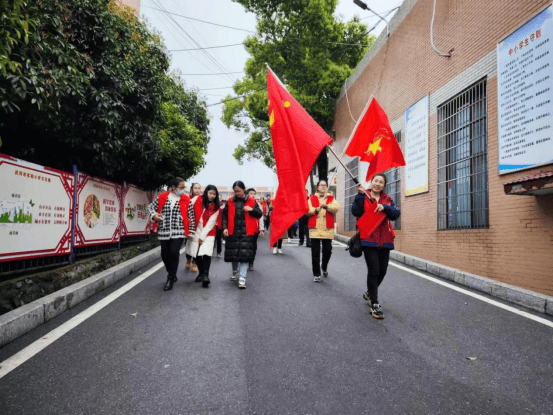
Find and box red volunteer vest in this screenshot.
[308,194,335,229]
[192,196,219,237]
[358,192,396,242]
[152,191,190,236]
[227,196,257,236]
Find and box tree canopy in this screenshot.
[0,0,209,190]
[222,0,374,184]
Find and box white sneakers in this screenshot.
[273,247,278,254]
[278,249,283,254]
[313,276,322,282]
[238,277,246,288]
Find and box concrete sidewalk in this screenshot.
[0,247,162,348]
[335,233,553,317]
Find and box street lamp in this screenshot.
[353,0,390,37]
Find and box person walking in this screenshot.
[187,185,221,288]
[308,180,339,282]
[184,182,203,272]
[148,177,195,291]
[214,197,225,258]
[262,194,272,231]
[298,189,311,247]
[222,181,263,289]
[247,188,265,271]
[352,173,400,319]
[269,199,287,254]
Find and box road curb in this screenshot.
[334,234,553,317]
[0,246,162,348]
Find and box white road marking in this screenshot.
[0,248,185,380]
[390,262,553,329]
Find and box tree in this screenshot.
[222,0,374,187]
[0,0,209,190]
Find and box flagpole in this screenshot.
[327,145,359,185]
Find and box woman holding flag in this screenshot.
[307,180,340,282]
[352,173,400,319]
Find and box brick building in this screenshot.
[332,0,553,295]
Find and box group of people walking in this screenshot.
[147,173,400,319]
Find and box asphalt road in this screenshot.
[1,235,552,415]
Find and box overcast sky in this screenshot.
[140,0,403,189]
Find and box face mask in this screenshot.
[175,189,185,196]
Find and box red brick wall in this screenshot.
[333,0,553,295]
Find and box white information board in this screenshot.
[0,154,73,262]
[404,95,429,195]
[121,185,151,236]
[498,5,553,174]
[75,173,121,246]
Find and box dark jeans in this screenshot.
[215,228,223,255]
[363,247,391,304]
[160,238,184,279]
[196,255,212,277]
[272,239,283,249]
[299,219,310,246]
[250,233,259,266]
[311,238,332,276]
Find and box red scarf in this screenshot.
[227,196,257,236]
[152,191,190,236]
[308,194,335,229]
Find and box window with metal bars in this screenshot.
[384,132,402,230]
[437,78,489,230]
[344,159,359,232]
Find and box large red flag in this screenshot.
[344,98,405,181]
[267,67,332,247]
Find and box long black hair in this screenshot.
[202,185,220,210]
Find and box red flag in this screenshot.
[267,67,332,247]
[344,98,405,181]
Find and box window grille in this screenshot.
[344,159,359,232]
[384,167,402,230]
[437,79,488,230]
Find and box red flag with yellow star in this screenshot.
[344,98,405,181]
[267,67,332,247]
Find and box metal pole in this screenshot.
[69,165,78,264]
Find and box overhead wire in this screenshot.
[150,0,239,84]
[169,43,243,51]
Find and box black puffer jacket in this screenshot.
[222,196,263,263]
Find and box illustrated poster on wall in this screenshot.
[497,5,553,174]
[121,185,151,236]
[0,154,74,262]
[75,173,121,246]
[404,95,429,195]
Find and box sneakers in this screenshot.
[313,276,322,282]
[273,247,278,254]
[278,249,283,254]
[217,253,222,257]
[363,291,373,308]
[287,238,291,243]
[248,263,254,272]
[230,272,238,281]
[238,277,246,289]
[370,303,385,319]
[322,271,328,278]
